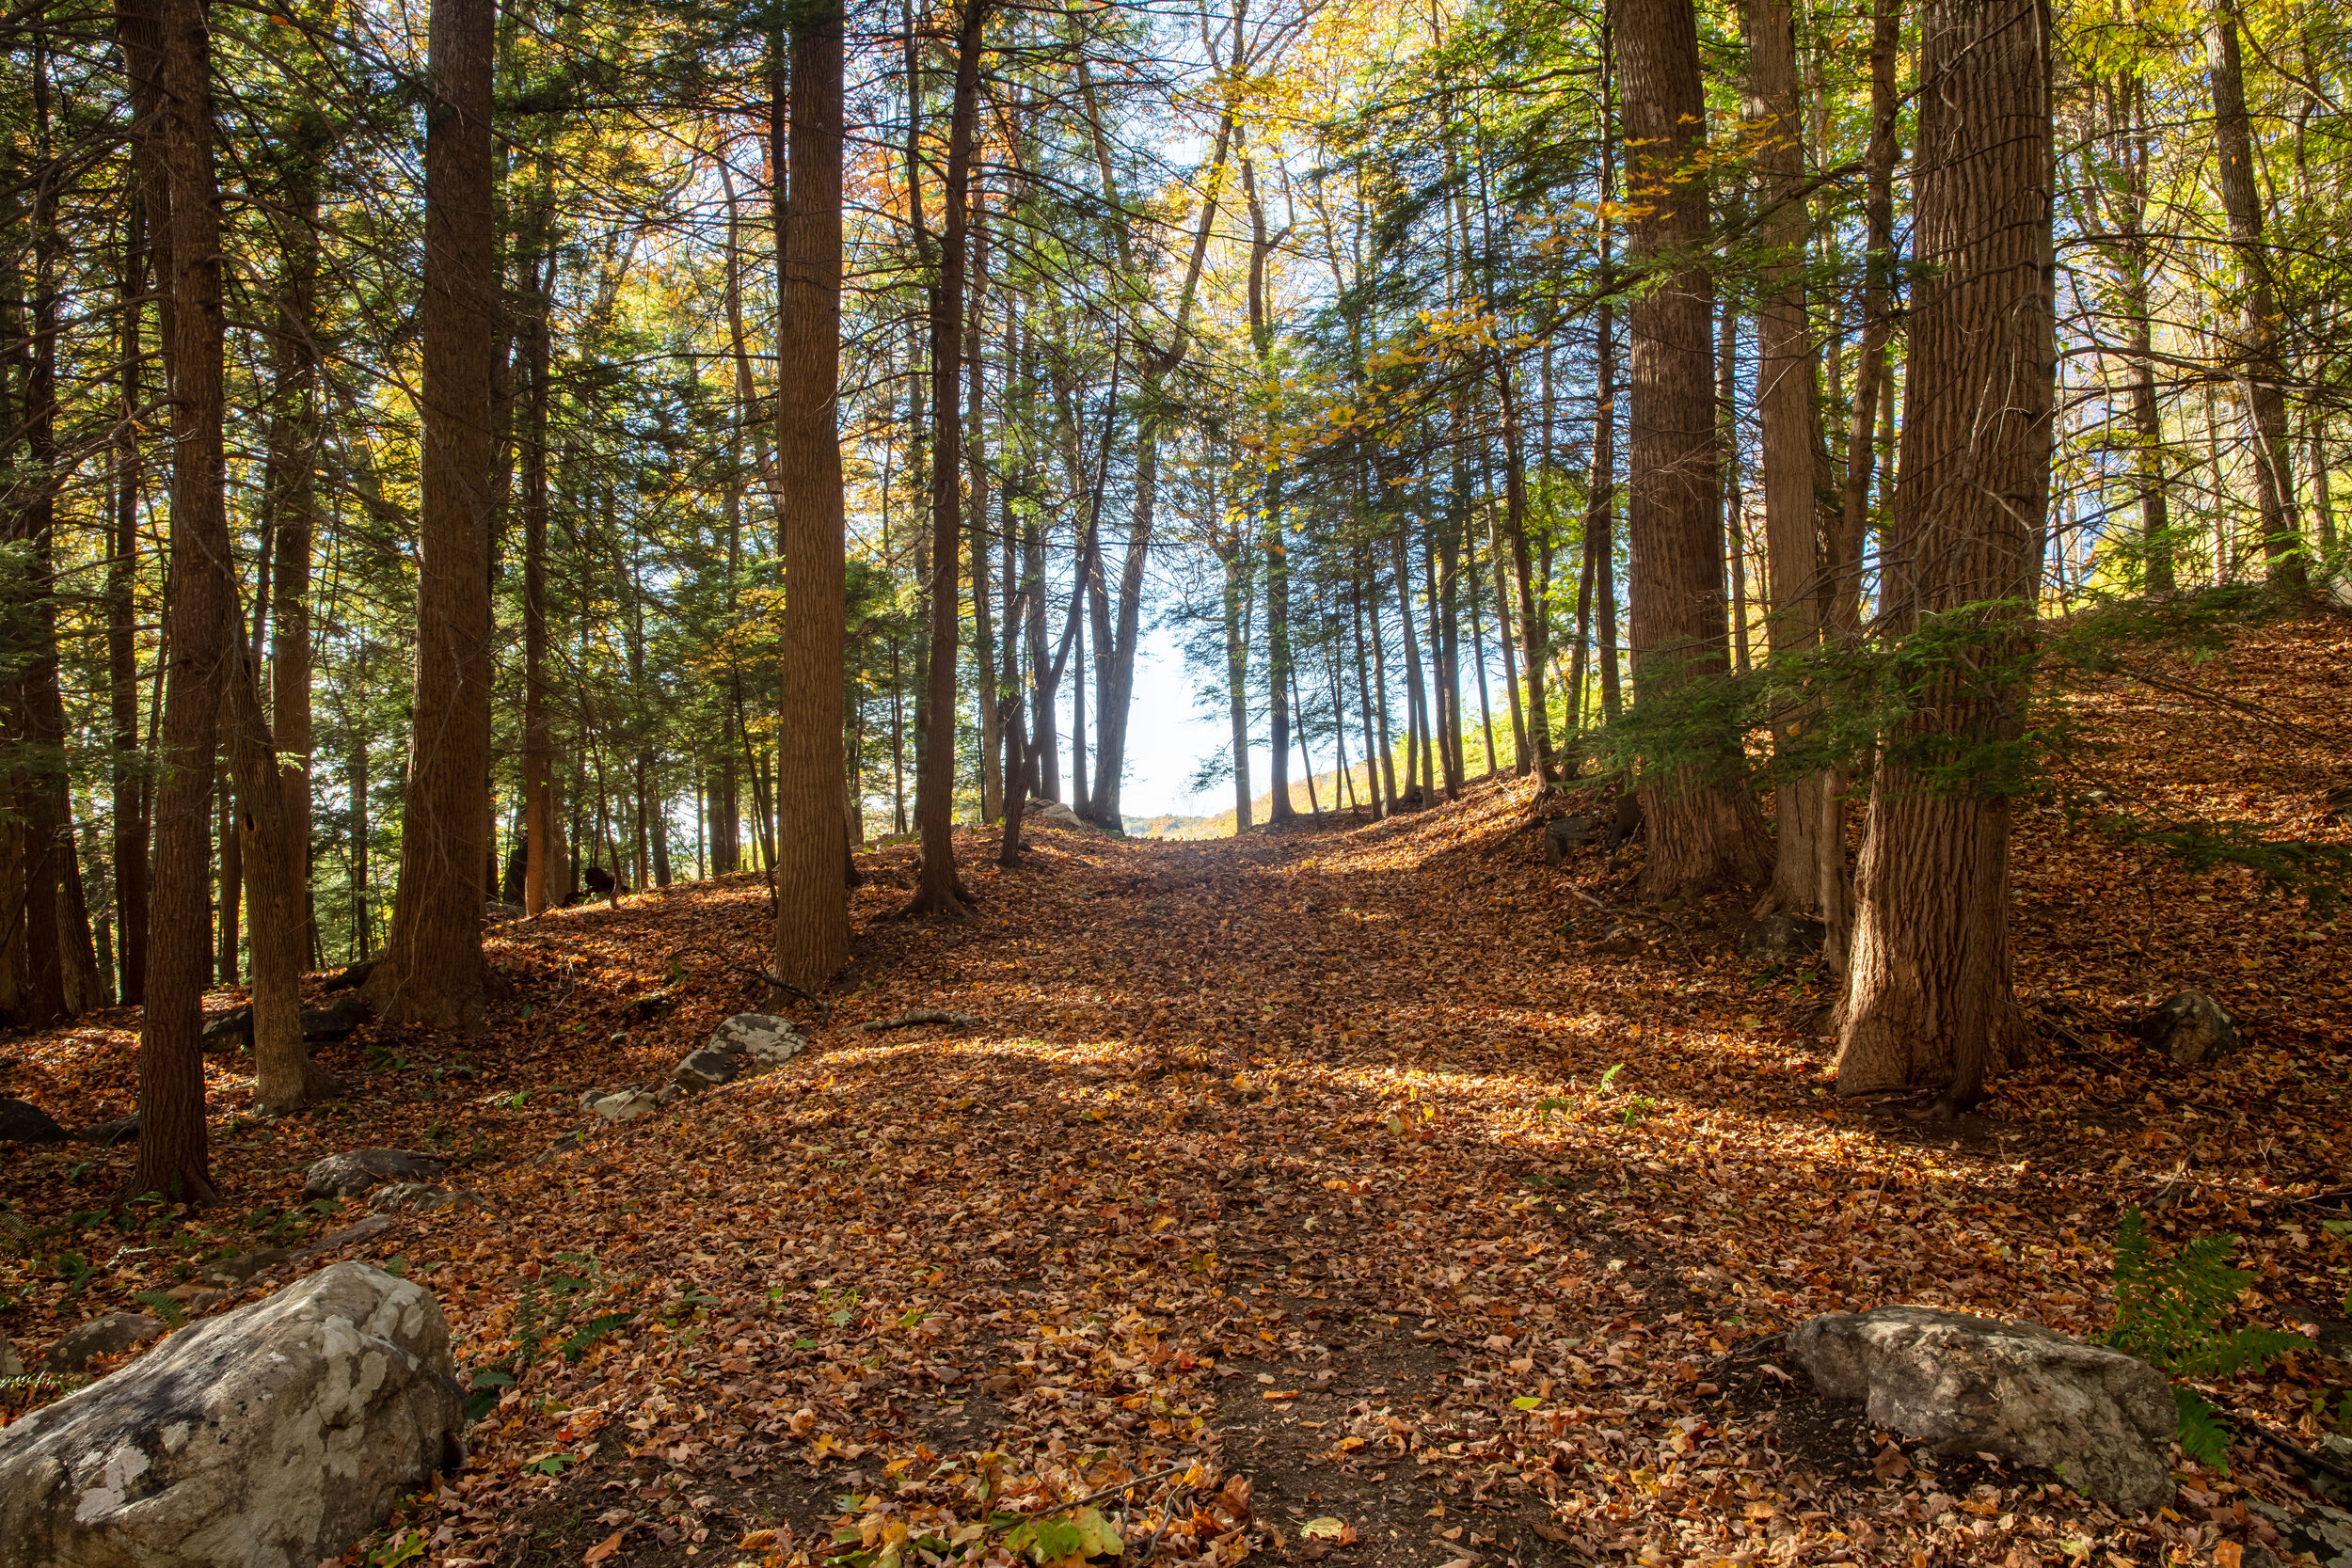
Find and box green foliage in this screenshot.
[129,1290,189,1329]
[2096,1208,2312,1379]
[2096,1209,2315,1474]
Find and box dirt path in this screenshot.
[8,635,2350,1568]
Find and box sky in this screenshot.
[1059,623,1260,823]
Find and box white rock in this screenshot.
[1788,1305,2176,1510]
[0,1261,463,1568]
[590,1089,658,1122]
[707,1013,808,1068]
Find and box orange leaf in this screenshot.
[585,1530,626,1562]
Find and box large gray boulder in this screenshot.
[2141,990,2239,1067]
[1788,1305,2176,1510]
[0,1261,464,1568]
[302,1148,443,1201]
[707,1012,808,1068]
[1028,800,1086,830]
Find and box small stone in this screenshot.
[369,1184,483,1215]
[0,1097,68,1145]
[673,1049,743,1090]
[591,1089,658,1122]
[654,1084,680,1107]
[303,1148,444,1201]
[300,994,371,1042]
[1735,913,1827,966]
[2247,1497,2352,1566]
[0,1337,21,1376]
[1544,816,1597,864]
[2141,990,2240,1067]
[1027,800,1086,830]
[200,1007,254,1051]
[40,1312,166,1374]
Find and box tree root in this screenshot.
[850,1009,986,1033]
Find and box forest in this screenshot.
[0,0,2349,1561]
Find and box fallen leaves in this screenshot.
[1,623,2348,1568]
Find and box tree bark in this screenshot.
[130,0,232,1203]
[111,197,151,1005]
[2206,8,2307,597]
[905,0,989,916]
[367,0,497,1033]
[1836,0,2052,1106]
[1747,0,1831,914]
[522,230,556,913]
[1614,0,1767,896]
[264,134,322,992]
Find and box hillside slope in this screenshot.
[0,616,2344,1568]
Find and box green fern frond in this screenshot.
[2172,1386,2235,1474]
[2175,1328,2312,1380]
[129,1290,188,1329]
[2095,1209,2308,1375]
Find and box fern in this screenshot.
[2173,1386,2235,1471]
[2096,1209,2315,1474]
[129,1290,188,1329]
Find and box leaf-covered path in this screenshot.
[4,621,2349,1568]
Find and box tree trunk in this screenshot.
[905,0,989,916]
[969,207,1000,825]
[130,0,230,1203]
[1747,0,1829,913]
[110,198,152,1005]
[367,0,497,1033]
[2207,8,2306,597]
[264,136,321,991]
[349,718,370,956]
[9,53,85,1026]
[1615,0,1767,896]
[1221,508,1254,831]
[522,238,556,913]
[1836,0,2051,1107]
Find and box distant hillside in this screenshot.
[1126,759,1388,839]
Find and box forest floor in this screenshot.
[3,615,2350,1568]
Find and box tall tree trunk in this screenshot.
[2106,75,2173,594]
[1264,474,1293,820]
[1836,0,2052,1110]
[264,136,322,993]
[523,236,556,913]
[1351,570,1383,818]
[1615,0,1767,896]
[111,198,151,1004]
[131,0,231,1203]
[968,207,1000,825]
[1748,0,1829,913]
[905,0,988,916]
[2207,8,2307,596]
[349,716,370,956]
[9,51,86,1025]
[1221,511,1254,830]
[368,0,497,1033]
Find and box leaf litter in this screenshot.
[0,618,2347,1568]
